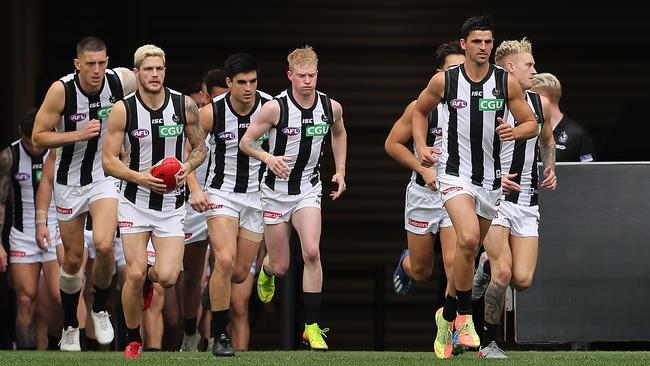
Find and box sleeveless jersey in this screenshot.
[207,90,273,193]
[411,106,447,187]
[263,89,334,195]
[439,64,509,190]
[56,69,124,186]
[500,90,544,206]
[10,140,56,233]
[121,88,186,211]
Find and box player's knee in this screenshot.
[93,241,114,258]
[512,273,534,291]
[410,263,432,282]
[16,292,37,316]
[63,256,83,274]
[492,265,512,287]
[301,246,321,264]
[269,262,289,276]
[126,268,147,288]
[215,252,235,274]
[456,231,480,252]
[157,270,180,289]
[231,270,249,284]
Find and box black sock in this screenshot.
[443,294,458,322]
[211,310,229,337]
[484,261,491,276]
[60,290,81,328]
[79,328,87,351]
[144,347,160,351]
[92,285,110,313]
[184,317,197,335]
[86,337,99,351]
[304,292,322,325]
[482,322,498,347]
[126,326,142,343]
[456,289,472,315]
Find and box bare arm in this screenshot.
[102,101,166,193]
[538,95,557,190]
[504,75,538,140]
[186,103,214,213]
[329,99,347,200]
[114,67,137,95]
[239,100,291,180]
[35,149,55,250]
[32,81,101,148]
[413,73,445,166]
[179,96,207,177]
[0,148,12,259]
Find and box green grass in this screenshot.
[1,350,649,365]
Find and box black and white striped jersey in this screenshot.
[500,90,544,206]
[263,89,334,195]
[10,140,56,233]
[207,91,273,193]
[55,69,124,186]
[121,88,186,211]
[411,106,447,187]
[439,64,509,190]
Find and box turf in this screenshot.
[1,350,649,365]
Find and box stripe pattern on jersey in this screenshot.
[10,140,55,233]
[440,64,509,190]
[413,106,446,187]
[264,89,334,195]
[56,69,124,186]
[121,88,186,211]
[501,90,544,206]
[207,91,272,193]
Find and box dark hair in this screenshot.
[224,53,258,79]
[434,41,463,70]
[20,108,38,138]
[182,80,203,96]
[76,36,107,57]
[461,15,495,39]
[203,69,227,91]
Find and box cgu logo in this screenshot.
[430,127,442,136]
[478,98,504,111]
[306,125,330,137]
[15,172,30,181]
[281,127,301,136]
[159,125,183,138]
[218,132,236,141]
[449,99,467,109]
[98,105,113,119]
[131,129,150,138]
[69,113,86,122]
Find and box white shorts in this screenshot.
[146,240,156,266]
[492,200,540,237]
[261,182,321,224]
[54,177,120,221]
[118,198,185,238]
[207,188,264,234]
[404,182,452,235]
[9,227,60,264]
[184,202,209,244]
[438,175,502,220]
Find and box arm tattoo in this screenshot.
[184,97,207,172]
[540,144,556,171]
[484,282,507,325]
[0,149,13,235]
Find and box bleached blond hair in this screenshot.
[287,46,318,71]
[134,44,166,69]
[494,38,532,66]
[532,72,562,103]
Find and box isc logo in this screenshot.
[159,125,183,138]
[151,118,164,124]
[301,118,313,125]
[479,98,504,111]
[281,127,301,136]
[306,125,329,137]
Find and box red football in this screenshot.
[151,157,182,193]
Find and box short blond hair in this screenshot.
[532,72,562,103]
[287,46,318,71]
[134,44,166,69]
[494,38,532,66]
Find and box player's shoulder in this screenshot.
[257,90,273,101]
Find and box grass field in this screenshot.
[1,351,650,366]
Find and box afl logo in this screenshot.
[131,129,150,138]
[449,99,467,109]
[218,132,236,141]
[430,127,442,136]
[281,127,301,136]
[69,113,86,122]
[15,173,30,181]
